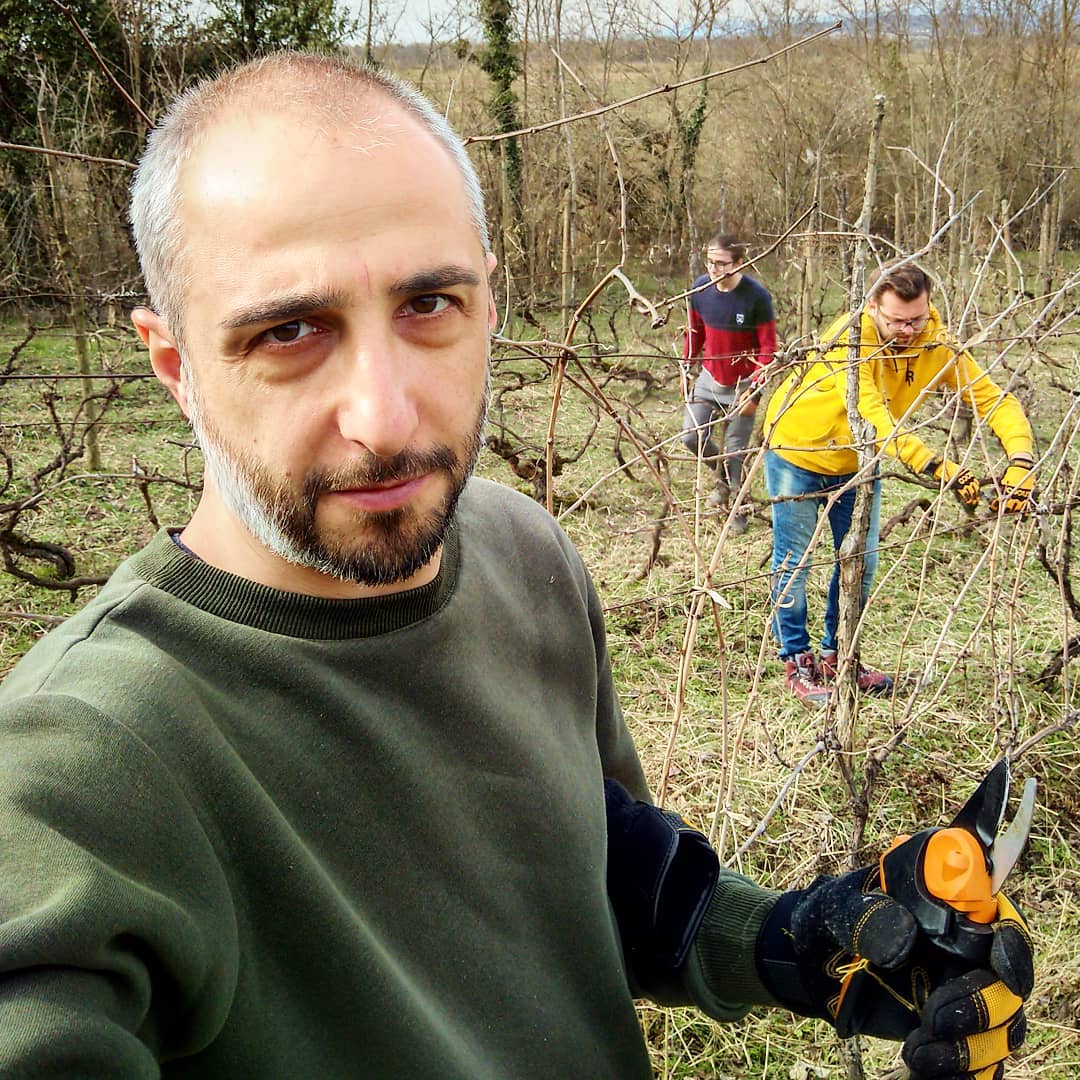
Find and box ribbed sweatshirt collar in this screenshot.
[127,525,460,640]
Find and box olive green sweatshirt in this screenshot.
[0,478,777,1077]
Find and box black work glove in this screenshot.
[901,893,1034,1080]
[604,778,719,994]
[756,866,920,1038]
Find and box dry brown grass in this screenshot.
[530,302,1080,1075]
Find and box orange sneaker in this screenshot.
[784,652,831,707]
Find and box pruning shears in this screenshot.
[832,759,1036,1038]
[878,758,1037,962]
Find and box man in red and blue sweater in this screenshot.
[682,234,777,532]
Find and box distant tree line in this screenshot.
[0,0,1076,324]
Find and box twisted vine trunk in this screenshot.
[835,92,886,754]
[834,91,887,1080]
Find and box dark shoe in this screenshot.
[784,651,831,707]
[728,512,748,535]
[819,651,894,696]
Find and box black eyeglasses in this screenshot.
[879,311,930,333]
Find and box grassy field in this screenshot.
[1,270,1078,1076]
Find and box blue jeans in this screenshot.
[765,450,881,659]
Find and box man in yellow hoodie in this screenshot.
[763,262,1035,706]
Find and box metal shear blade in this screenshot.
[948,758,1011,850]
[947,758,1036,894]
[989,777,1037,894]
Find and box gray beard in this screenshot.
[185,373,488,587]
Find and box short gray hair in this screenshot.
[130,51,490,344]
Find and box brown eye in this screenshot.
[405,295,450,316]
[269,322,302,342]
[261,320,317,345]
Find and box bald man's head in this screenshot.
[130,52,489,349]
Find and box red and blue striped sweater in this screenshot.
[684,274,777,386]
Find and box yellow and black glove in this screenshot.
[755,868,1034,1078]
[930,458,981,512]
[901,894,1034,1079]
[990,458,1036,515]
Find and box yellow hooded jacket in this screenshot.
[763,306,1033,476]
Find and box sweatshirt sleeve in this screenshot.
[854,353,939,474]
[0,696,238,1074]
[685,300,706,361]
[646,869,784,1021]
[754,317,778,375]
[948,348,1034,461]
[586,572,650,804]
[753,288,778,372]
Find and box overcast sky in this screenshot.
[345,0,761,49]
[348,0,469,47]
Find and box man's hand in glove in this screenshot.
[755,868,1034,1078]
[903,893,1034,1080]
[931,458,981,512]
[990,459,1036,515]
[735,388,761,418]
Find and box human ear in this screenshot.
[485,251,498,331]
[131,307,191,418]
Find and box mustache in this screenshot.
[303,446,459,497]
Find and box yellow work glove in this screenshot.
[932,459,981,512]
[901,894,1034,1080]
[990,459,1036,515]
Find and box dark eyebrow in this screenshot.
[220,290,349,332]
[219,268,483,333]
[390,265,482,295]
